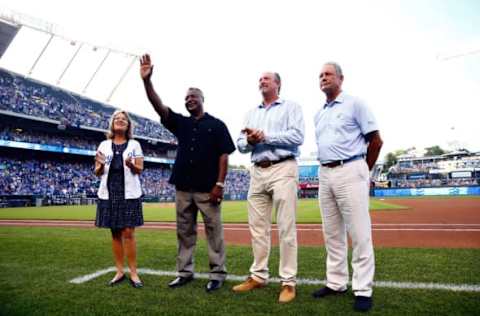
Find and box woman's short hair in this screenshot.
[106,110,134,139]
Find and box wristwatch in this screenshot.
[215,182,225,188]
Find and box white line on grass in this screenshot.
[69,267,117,284]
[69,267,480,292]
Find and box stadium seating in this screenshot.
[0,156,176,198]
[0,155,250,201]
[0,68,176,142]
[386,153,480,188]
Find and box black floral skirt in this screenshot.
[95,171,143,229]
[95,197,143,229]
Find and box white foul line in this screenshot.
[69,267,480,292]
[69,267,117,284]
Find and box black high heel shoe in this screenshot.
[129,277,144,288]
[108,274,126,286]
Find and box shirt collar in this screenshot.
[191,112,212,121]
[323,92,345,109]
[258,98,284,109]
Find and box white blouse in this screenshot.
[96,139,143,199]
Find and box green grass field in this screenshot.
[0,227,479,315]
[0,198,406,223]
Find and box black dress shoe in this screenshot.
[354,296,372,312]
[168,276,194,288]
[312,286,347,298]
[205,280,223,293]
[129,278,144,289]
[108,274,126,286]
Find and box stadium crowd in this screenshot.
[0,68,175,143]
[0,126,97,150]
[392,159,480,174]
[392,178,479,188]
[0,158,98,196]
[0,157,250,199]
[224,169,250,198]
[0,126,174,159]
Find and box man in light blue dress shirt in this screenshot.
[232,72,305,304]
[312,62,383,312]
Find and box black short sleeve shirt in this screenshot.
[161,108,236,192]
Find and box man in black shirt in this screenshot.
[140,54,236,292]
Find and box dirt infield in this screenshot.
[217,195,480,248]
[1,197,479,248]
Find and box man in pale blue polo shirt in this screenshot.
[312,62,383,312]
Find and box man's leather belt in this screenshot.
[254,156,294,168]
[321,155,365,168]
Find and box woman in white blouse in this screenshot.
[94,110,144,288]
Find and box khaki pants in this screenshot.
[247,159,298,286]
[175,190,227,281]
[318,159,375,297]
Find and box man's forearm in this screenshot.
[365,131,383,170]
[263,128,304,147]
[217,154,229,183]
[143,79,169,119]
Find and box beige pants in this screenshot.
[175,190,227,281]
[247,159,298,286]
[318,159,374,297]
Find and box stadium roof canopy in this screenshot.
[0,18,19,58]
[0,8,139,105]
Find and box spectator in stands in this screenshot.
[313,62,383,312]
[140,54,236,293]
[233,72,305,304]
[94,110,145,288]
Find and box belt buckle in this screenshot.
[325,160,341,168]
[256,160,271,168]
[262,161,273,168]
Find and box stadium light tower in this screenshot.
[82,49,111,94]
[56,42,83,85]
[28,33,54,75]
[107,55,137,102]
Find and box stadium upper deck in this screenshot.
[0,67,175,143]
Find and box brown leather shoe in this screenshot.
[278,285,296,303]
[232,277,264,292]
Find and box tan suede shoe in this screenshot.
[232,277,264,292]
[278,285,296,303]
